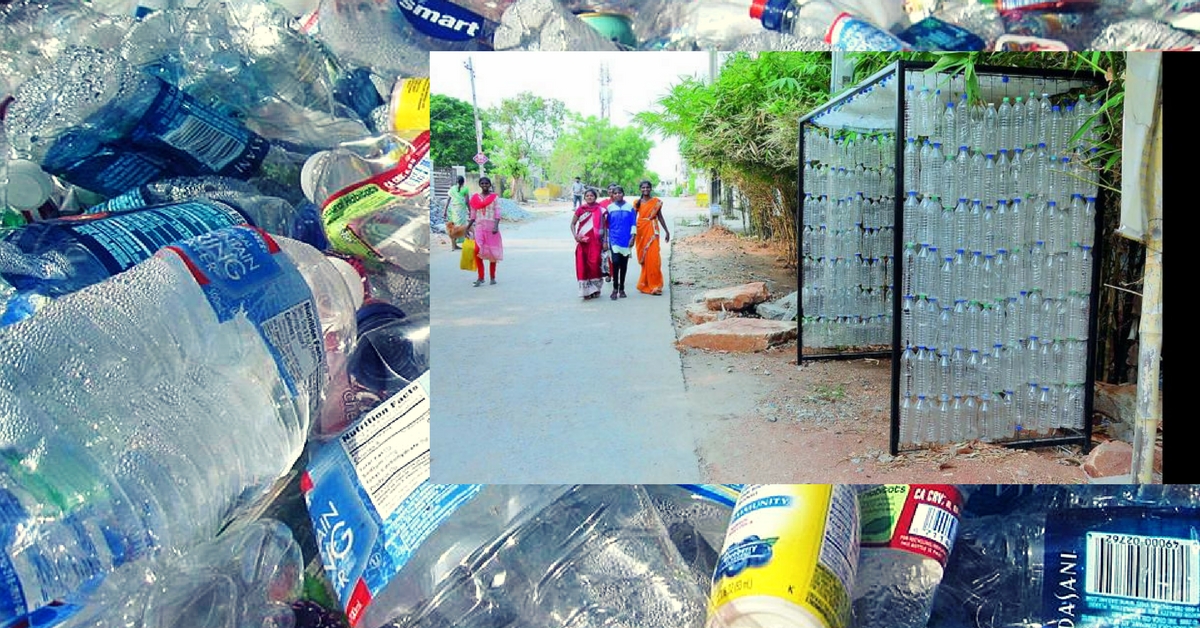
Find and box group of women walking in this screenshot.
[571,180,670,301]
[442,177,670,300]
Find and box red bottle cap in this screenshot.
[750,0,768,20]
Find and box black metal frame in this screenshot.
[794,59,1105,456]
[796,63,897,363]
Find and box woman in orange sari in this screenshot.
[633,180,670,295]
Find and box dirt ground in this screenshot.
[670,218,1095,484]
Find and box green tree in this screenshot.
[550,116,656,193]
[637,51,832,260]
[430,94,481,169]
[484,92,567,202]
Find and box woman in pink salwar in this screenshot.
[570,189,606,300]
[466,177,503,287]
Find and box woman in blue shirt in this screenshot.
[604,185,637,300]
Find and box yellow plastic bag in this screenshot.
[460,239,476,271]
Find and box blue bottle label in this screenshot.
[165,226,323,410]
[301,375,482,626]
[395,0,496,43]
[51,201,249,277]
[89,188,150,213]
[49,147,172,199]
[128,79,272,179]
[1042,508,1200,627]
[899,17,986,51]
[677,485,743,508]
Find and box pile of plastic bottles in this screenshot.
[95,0,1193,52]
[1,1,431,625]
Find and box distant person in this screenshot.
[597,183,618,209]
[467,176,503,286]
[571,189,606,300]
[571,177,584,208]
[634,180,670,296]
[442,175,470,250]
[604,185,636,300]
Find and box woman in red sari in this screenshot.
[634,180,670,295]
[466,177,503,287]
[570,189,607,300]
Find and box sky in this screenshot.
[430,51,714,182]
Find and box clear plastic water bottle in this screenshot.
[1009,148,1024,201]
[0,226,361,620]
[982,154,998,206]
[982,102,998,156]
[1037,93,1052,146]
[1011,95,1026,150]
[997,96,1012,153]
[932,500,1200,626]
[967,200,983,256]
[852,485,966,628]
[45,517,304,628]
[997,149,1015,204]
[5,47,301,199]
[927,143,944,199]
[0,197,293,325]
[939,101,956,149]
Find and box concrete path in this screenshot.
[430,197,707,484]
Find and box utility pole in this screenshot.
[600,62,612,121]
[465,56,485,177]
[708,50,721,227]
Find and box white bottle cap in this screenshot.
[325,256,365,310]
[3,159,53,212]
[707,596,828,628]
[300,150,331,205]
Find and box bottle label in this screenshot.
[394,0,498,43]
[128,79,272,179]
[858,485,963,568]
[390,77,430,136]
[826,13,911,51]
[163,226,322,412]
[710,485,859,628]
[50,201,249,277]
[48,147,172,199]
[1041,508,1200,628]
[321,131,430,262]
[301,374,483,627]
[677,484,744,508]
[91,187,151,213]
[899,17,986,51]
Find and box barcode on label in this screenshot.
[1086,532,1200,605]
[161,116,245,172]
[910,503,957,548]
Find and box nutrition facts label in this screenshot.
[339,381,431,520]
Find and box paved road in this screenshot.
[430,197,706,484]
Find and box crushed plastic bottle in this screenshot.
[304,407,707,628]
[0,226,360,620]
[312,132,431,272]
[46,518,304,628]
[0,196,297,325]
[852,485,966,628]
[5,46,305,199]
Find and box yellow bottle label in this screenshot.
[710,485,859,628]
[391,77,430,136]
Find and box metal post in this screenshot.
[465,57,485,177]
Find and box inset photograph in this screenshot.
[430,50,1161,487]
